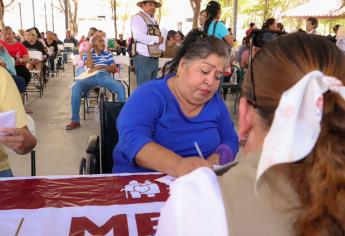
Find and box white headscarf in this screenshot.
[256,70,345,191]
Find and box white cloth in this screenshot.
[336,38,345,52]
[156,167,228,236]
[131,10,160,57]
[256,71,345,189]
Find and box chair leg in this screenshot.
[31,150,36,176]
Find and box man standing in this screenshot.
[131,0,164,86]
[65,35,126,130]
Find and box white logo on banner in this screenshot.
[121,180,160,199]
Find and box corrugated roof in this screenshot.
[283,0,345,18]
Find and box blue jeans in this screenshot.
[0,169,13,177]
[71,71,126,122]
[133,55,158,86]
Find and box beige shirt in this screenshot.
[218,153,300,236]
[0,67,28,171]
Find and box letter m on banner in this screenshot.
[69,215,129,236]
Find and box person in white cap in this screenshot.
[130,0,164,86]
[156,33,345,236]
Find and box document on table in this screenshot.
[155,175,176,186]
[0,110,16,136]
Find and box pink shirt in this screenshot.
[76,41,91,67]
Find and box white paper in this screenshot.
[0,110,16,136]
[159,27,169,52]
[155,175,176,186]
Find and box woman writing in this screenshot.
[113,30,239,177]
[157,33,345,235]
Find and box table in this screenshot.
[0,173,170,236]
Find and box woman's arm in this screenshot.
[224,34,234,48]
[136,142,211,177]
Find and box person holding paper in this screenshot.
[113,30,239,177]
[156,33,345,235]
[0,67,37,177]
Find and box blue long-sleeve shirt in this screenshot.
[112,74,239,173]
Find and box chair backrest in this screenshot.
[28,50,43,60]
[100,97,125,173]
[64,43,75,49]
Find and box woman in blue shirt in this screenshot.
[113,30,239,177]
[204,1,234,48]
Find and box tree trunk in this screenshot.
[157,0,163,24]
[57,0,78,35]
[263,0,269,21]
[189,0,201,29]
[0,0,4,29]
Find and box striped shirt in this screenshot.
[82,49,115,74]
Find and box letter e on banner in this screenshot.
[135,212,160,235]
[69,215,129,236]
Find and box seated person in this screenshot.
[45,31,58,72]
[163,30,178,58]
[156,33,345,235]
[0,47,26,108]
[116,34,127,56]
[0,67,37,177]
[65,35,126,130]
[113,30,239,177]
[0,26,31,87]
[23,29,47,72]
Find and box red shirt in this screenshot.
[0,39,28,63]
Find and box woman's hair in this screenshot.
[162,29,229,76]
[175,31,185,40]
[242,32,345,235]
[262,18,276,30]
[26,29,37,40]
[167,30,176,41]
[307,17,318,29]
[204,1,221,33]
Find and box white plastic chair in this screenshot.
[27,50,44,97]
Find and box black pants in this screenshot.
[15,65,31,86]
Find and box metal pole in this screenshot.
[233,0,238,39]
[32,0,36,27]
[64,0,68,31]
[44,3,48,32]
[19,3,23,29]
[113,0,117,39]
[51,1,55,32]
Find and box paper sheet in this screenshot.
[155,175,176,186]
[159,27,169,52]
[74,70,98,80]
[0,110,16,136]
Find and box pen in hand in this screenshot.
[194,141,205,160]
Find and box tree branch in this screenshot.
[4,0,16,9]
